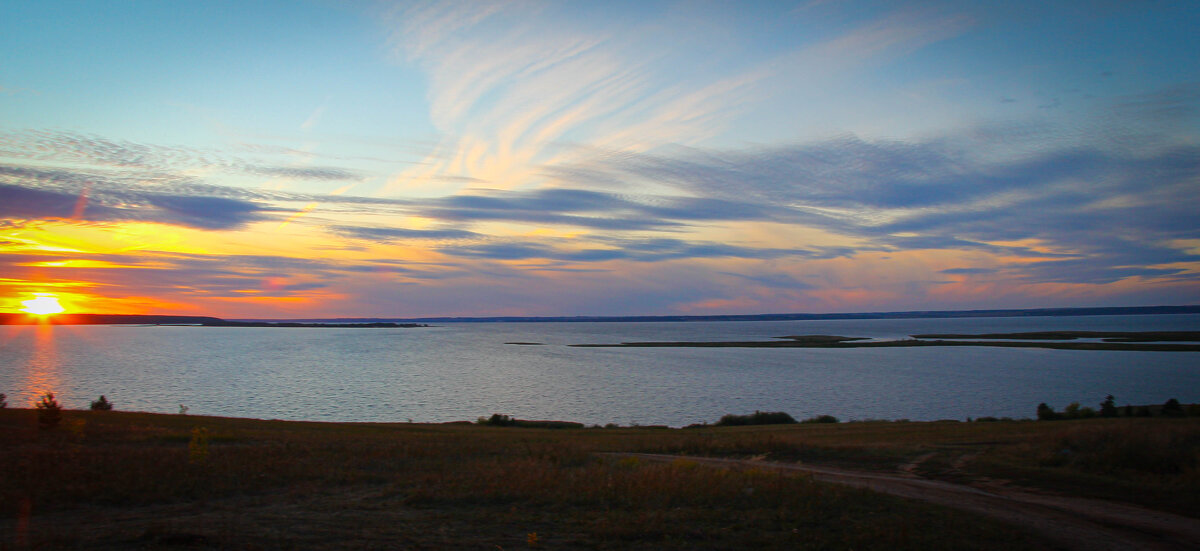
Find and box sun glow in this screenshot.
[21,294,66,316]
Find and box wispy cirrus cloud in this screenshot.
[437,237,817,263]
[0,129,366,183]
[380,2,972,193]
[332,225,478,242]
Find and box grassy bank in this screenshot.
[2,408,1197,549]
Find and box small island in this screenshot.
[571,331,1200,351]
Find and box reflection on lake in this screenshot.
[1,314,1198,426]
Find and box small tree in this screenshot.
[0,393,7,409]
[36,392,63,429]
[90,395,113,411]
[1036,403,1057,421]
[1162,398,1184,417]
[1099,395,1117,418]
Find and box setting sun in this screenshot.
[21,294,66,316]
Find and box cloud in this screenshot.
[544,125,1200,285]
[438,236,830,263]
[1113,81,1200,124]
[378,1,823,193]
[0,129,367,182]
[241,165,362,181]
[332,225,478,241]
[413,187,792,231]
[0,168,276,230]
[939,267,997,275]
[718,271,816,290]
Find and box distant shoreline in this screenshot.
[1,304,1197,326]
[570,331,1200,352]
[0,313,427,328]
[216,304,1200,323]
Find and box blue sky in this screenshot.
[1,0,1198,317]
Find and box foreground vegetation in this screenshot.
[2,407,1198,550]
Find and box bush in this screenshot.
[1100,395,1118,418]
[0,393,6,409]
[800,414,840,424]
[1162,398,1185,417]
[90,395,113,411]
[715,411,797,426]
[36,392,63,429]
[478,414,516,427]
[1036,403,1058,421]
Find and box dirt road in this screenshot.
[608,453,1200,551]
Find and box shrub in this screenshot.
[478,413,516,427]
[800,414,840,424]
[1036,403,1058,421]
[476,414,583,429]
[36,392,63,429]
[715,411,797,426]
[1099,395,1118,418]
[0,393,6,408]
[90,395,113,411]
[1162,398,1185,417]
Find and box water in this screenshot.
[2,314,1198,426]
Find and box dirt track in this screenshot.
[608,453,1200,551]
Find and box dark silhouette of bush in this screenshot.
[90,395,113,411]
[1099,395,1118,418]
[476,414,583,429]
[1162,398,1184,417]
[479,413,516,426]
[800,414,840,424]
[36,392,63,429]
[1036,403,1058,421]
[1136,405,1152,417]
[0,393,6,409]
[715,411,797,426]
[1062,402,1097,419]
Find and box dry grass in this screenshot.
[4,408,1197,549]
[969,418,1200,515]
[0,408,1078,550]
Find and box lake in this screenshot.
[2,314,1198,426]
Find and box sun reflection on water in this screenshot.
[24,324,60,403]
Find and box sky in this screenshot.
[1,0,1198,318]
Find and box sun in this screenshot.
[21,294,67,316]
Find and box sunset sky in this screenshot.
[1,0,1198,318]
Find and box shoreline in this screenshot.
[571,331,1200,351]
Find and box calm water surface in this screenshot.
[2,314,1198,426]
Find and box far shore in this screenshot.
[571,331,1200,351]
[0,313,428,328]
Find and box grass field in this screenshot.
[2,408,1197,549]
